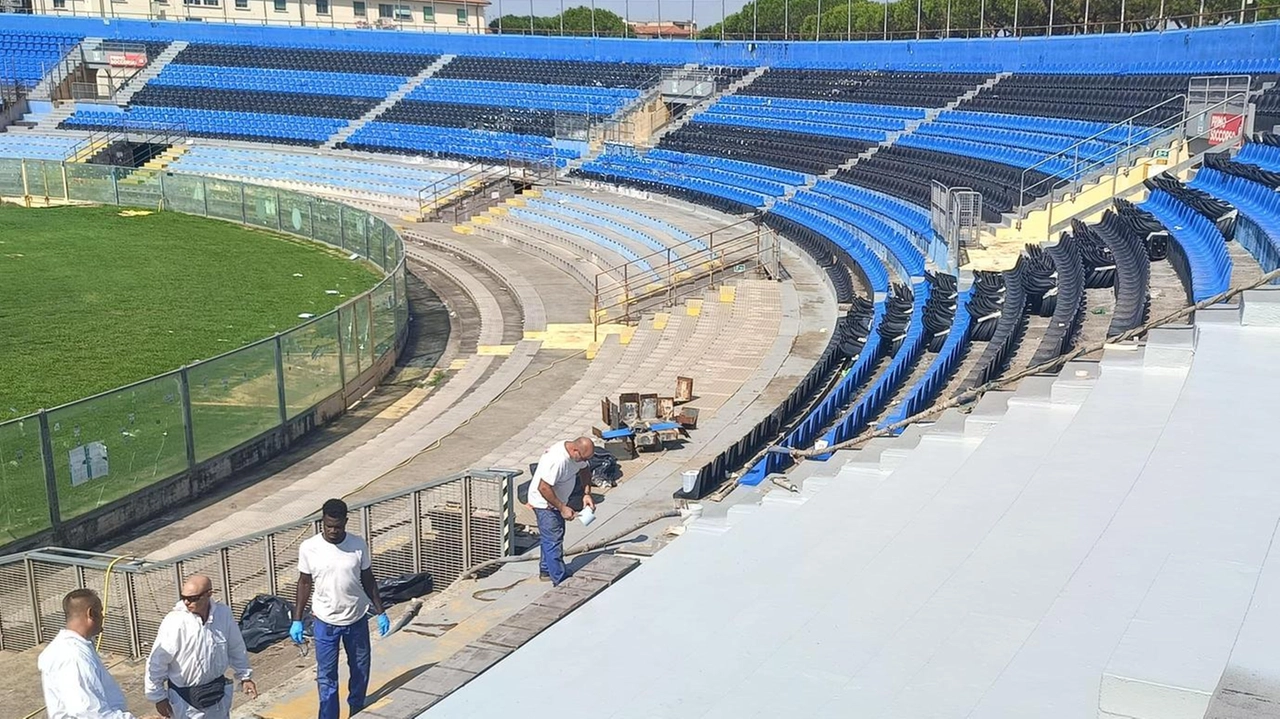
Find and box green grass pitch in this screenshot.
[0,204,381,541]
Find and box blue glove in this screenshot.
[376,613,391,637]
[289,620,305,644]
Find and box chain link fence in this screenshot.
[0,470,516,658]
[0,158,410,548]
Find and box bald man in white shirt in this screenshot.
[145,574,257,719]
[39,588,155,719]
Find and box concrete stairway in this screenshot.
[113,40,188,106]
[322,54,456,150]
[26,37,100,101]
[646,66,768,146]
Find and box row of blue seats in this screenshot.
[792,190,925,278]
[937,110,1142,144]
[0,134,84,161]
[151,64,407,98]
[645,149,807,187]
[725,94,928,120]
[694,112,887,144]
[1140,189,1232,303]
[896,133,1073,176]
[916,122,1118,163]
[346,121,575,165]
[739,299,886,485]
[65,107,342,143]
[771,200,891,294]
[594,152,788,199]
[525,198,688,268]
[1190,167,1280,273]
[509,206,654,276]
[174,145,451,186]
[406,79,637,114]
[1027,59,1280,75]
[1236,143,1280,174]
[880,290,972,429]
[579,156,770,210]
[541,189,703,251]
[822,285,930,448]
[812,179,935,245]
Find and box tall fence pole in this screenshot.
[37,410,62,537]
[179,367,197,471]
[274,334,289,449]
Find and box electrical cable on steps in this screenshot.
[788,266,1280,461]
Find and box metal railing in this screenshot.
[0,157,411,549]
[590,214,780,338]
[1014,89,1251,234]
[0,469,517,658]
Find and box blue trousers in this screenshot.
[313,617,371,719]
[535,507,568,585]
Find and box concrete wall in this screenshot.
[3,13,1279,70]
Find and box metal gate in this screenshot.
[1185,75,1252,150]
[931,181,982,273]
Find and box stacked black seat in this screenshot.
[435,56,663,88]
[1254,87,1280,131]
[744,69,990,108]
[1145,172,1237,239]
[922,273,959,353]
[760,211,858,302]
[878,283,917,354]
[965,271,1006,343]
[961,74,1189,125]
[1092,210,1152,337]
[171,43,438,75]
[127,85,377,119]
[658,123,871,175]
[1070,219,1118,289]
[1204,151,1280,190]
[836,296,876,360]
[957,263,1029,392]
[378,101,564,136]
[837,145,1053,221]
[1029,237,1086,366]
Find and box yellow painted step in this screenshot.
[686,299,703,317]
[719,285,737,303]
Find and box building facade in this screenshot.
[17,0,489,33]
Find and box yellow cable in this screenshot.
[95,555,132,653]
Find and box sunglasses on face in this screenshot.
[180,590,211,603]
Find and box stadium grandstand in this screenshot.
[1,11,1280,719]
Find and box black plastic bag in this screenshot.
[377,572,433,606]
[587,448,622,488]
[238,595,297,653]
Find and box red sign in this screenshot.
[106,51,148,68]
[1208,112,1244,146]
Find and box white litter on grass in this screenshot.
[349,253,360,260]
[293,273,304,277]
[298,313,315,319]
[325,290,339,295]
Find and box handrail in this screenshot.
[1016,89,1250,218]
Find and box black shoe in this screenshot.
[538,573,552,583]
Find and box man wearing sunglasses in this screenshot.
[144,574,256,719]
[291,498,390,719]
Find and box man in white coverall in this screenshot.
[39,588,155,719]
[145,574,257,719]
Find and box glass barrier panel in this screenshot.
[277,191,313,239]
[396,264,410,335]
[372,277,398,357]
[64,163,117,204]
[339,304,360,381]
[342,207,368,258]
[355,298,374,370]
[203,178,246,223]
[161,174,207,215]
[281,313,343,418]
[244,185,279,230]
[115,169,164,209]
[187,341,282,463]
[0,158,24,196]
[0,416,52,542]
[312,197,342,248]
[47,374,188,521]
[31,160,66,200]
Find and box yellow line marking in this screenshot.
[652,312,670,331]
[448,358,469,370]
[686,299,703,317]
[375,387,431,420]
[719,285,736,303]
[476,344,516,356]
[524,323,631,350]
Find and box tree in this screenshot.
[488,5,632,35]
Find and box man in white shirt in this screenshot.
[291,498,390,719]
[38,588,146,719]
[529,436,596,585]
[144,574,257,719]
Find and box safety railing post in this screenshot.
[178,366,197,471]
[239,182,247,224]
[411,489,424,573]
[461,476,474,570]
[218,548,233,615]
[124,575,142,657]
[25,558,44,644]
[264,533,278,596]
[503,474,516,556]
[274,334,289,448]
[37,410,62,537]
[335,310,347,388]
